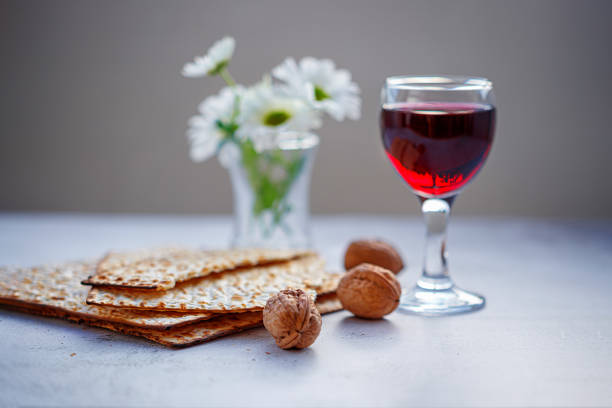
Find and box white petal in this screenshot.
[187,115,210,130]
[237,81,321,143]
[182,60,210,78]
[328,69,352,89]
[278,82,314,104]
[318,100,346,121]
[209,36,235,61]
[300,57,334,76]
[272,58,301,85]
[187,129,219,162]
[196,86,242,123]
[182,36,235,78]
[340,94,362,120]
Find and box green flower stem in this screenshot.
[213,69,300,237]
[217,67,241,125]
[220,68,236,87]
[238,139,305,237]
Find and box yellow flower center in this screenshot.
[314,85,331,101]
[262,110,291,126]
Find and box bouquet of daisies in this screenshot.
[182,37,361,233]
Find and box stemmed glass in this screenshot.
[380,75,496,315]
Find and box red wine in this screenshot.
[381,102,495,196]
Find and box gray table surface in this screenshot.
[0,213,611,407]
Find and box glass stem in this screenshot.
[418,197,455,291]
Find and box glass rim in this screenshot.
[277,131,319,150]
[385,75,493,91]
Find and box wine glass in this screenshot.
[380,75,496,315]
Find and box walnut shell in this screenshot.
[263,288,322,349]
[337,263,401,319]
[344,239,404,274]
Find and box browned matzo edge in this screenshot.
[1,294,343,347]
[82,248,315,290]
[85,255,340,313]
[0,298,215,330]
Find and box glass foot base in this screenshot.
[398,284,485,316]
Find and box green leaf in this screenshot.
[215,120,239,136]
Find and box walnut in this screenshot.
[344,239,404,274]
[337,263,401,319]
[263,288,322,349]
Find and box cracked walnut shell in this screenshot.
[344,239,404,274]
[337,263,401,319]
[263,288,322,349]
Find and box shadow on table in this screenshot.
[334,316,401,348]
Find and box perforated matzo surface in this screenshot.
[86,255,340,312]
[83,247,312,290]
[0,261,216,329]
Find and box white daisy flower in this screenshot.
[182,36,236,78]
[272,57,361,121]
[237,78,321,151]
[187,86,242,162]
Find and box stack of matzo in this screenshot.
[0,248,342,347]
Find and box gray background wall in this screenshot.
[1,0,611,217]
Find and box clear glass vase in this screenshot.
[221,132,319,249]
